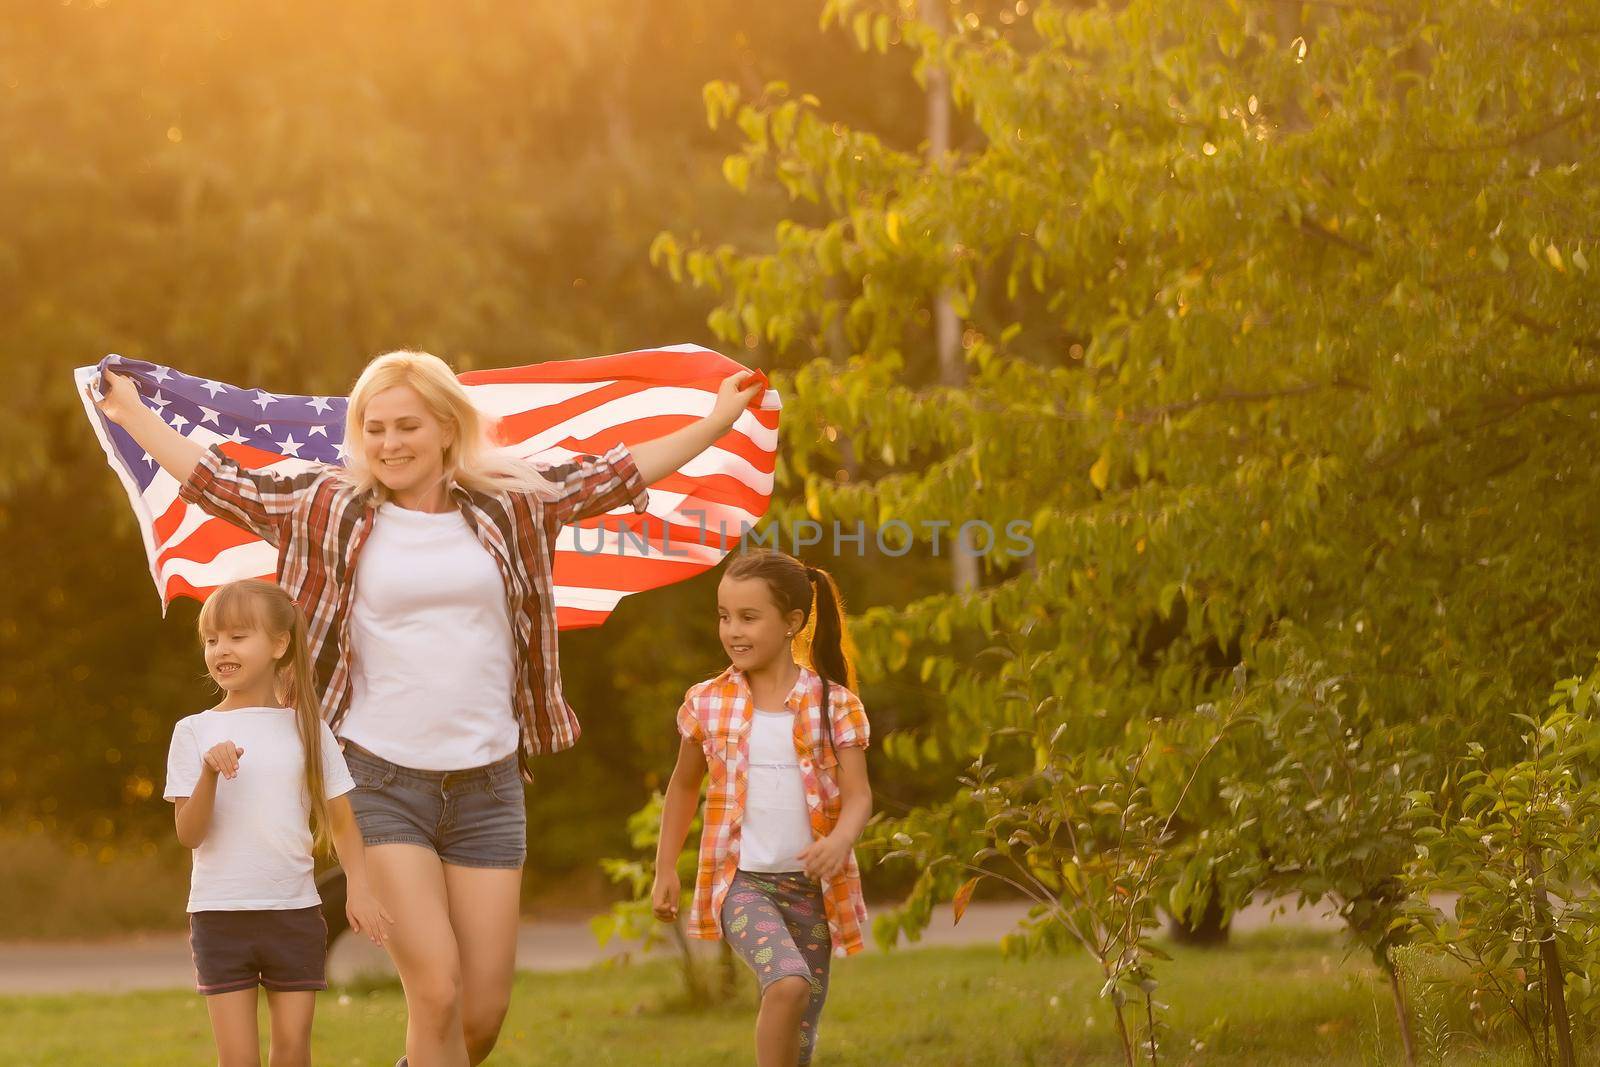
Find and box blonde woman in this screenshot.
[94,351,763,1067]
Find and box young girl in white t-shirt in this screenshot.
[165,579,393,1067]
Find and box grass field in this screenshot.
[1,930,1582,1065]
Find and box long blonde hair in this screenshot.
[338,350,560,503]
[197,580,333,855]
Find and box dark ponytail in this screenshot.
[803,564,856,693]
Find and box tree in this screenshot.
[655,0,1600,1053]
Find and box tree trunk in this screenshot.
[1383,950,1419,1067]
[1534,886,1576,1067]
[920,0,978,596]
[719,937,740,1000]
[1166,888,1230,947]
[668,917,710,1006]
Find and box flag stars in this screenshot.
[168,414,189,433]
[149,391,171,411]
[308,426,328,438]
[199,407,221,426]
[200,380,227,398]
[253,389,280,411]
[150,366,172,383]
[308,396,334,414]
[276,434,303,458]
[224,428,249,445]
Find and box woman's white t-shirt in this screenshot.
[164,707,356,912]
[340,502,519,770]
[739,708,816,873]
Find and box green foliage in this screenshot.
[590,792,725,1006]
[670,0,1600,775]
[656,0,1600,1060]
[1222,655,1437,964]
[1403,669,1600,1064]
[872,664,1248,1063]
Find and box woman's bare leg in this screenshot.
[366,844,469,1067]
[442,864,523,1065]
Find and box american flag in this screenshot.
[74,345,781,628]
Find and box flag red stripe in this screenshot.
[566,513,760,551]
[218,442,290,469]
[553,548,721,590]
[554,606,611,630]
[636,470,774,517]
[460,348,742,387]
[159,515,264,568]
[153,495,187,545]
[556,419,776,475]
[488,380,658,445]
[497,408,776,476]
[163,571,276,604]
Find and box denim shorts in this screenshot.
[341,741,527,869]
[189,905,327,996]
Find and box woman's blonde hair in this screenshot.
[338,350,560,502]
[197,580,333,855]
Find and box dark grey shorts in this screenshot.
[189,906,327,996]
[341,741,527,869]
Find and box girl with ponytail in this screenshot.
[652,549,873,1067]
[165,579,392,1067]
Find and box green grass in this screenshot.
[1,931,1585,1065]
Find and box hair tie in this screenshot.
[804,565,821,582]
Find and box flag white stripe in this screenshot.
[500,440,775,495]
[553,531,730,567]
[498,387,779,455]
[465,380,620,419]
[157,540,280,587]
[548,585,631,612]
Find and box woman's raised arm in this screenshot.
[628,371,764,486]
[88,368,205,484]
[89,366,329,545]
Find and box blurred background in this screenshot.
[0,0,951,936]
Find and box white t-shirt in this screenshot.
[340,502,519,770]
[739,708,816,873]
[164,707,356,912]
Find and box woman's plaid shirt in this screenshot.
[676,665,871,956]
[180,443,649,767]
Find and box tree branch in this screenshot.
[1296,215,1600,354]
[1246,0,1405,17]
[1136,377,1368,423]
[1374,383,1600,468]
[1423,101,1595,155]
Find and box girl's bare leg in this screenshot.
[205,986,262,1067]
[263,989,316,1067]
[754,976,811,1067]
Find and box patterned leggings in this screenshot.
[720,869,833,1065]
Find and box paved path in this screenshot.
[0,897,1347,996]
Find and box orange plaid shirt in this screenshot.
[676,665,870,956]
